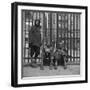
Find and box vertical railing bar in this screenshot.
[63,14,65,51]
[21,10,25,77]
[24,11,27,64]
[71,14,74,63]
[73,14,75,63]
[32,11,33,26]
[56,13,59,49]
[55,13,57,50]
[22,11,25,64]
[69,14,70,63]
[61,14,62,49]
[71,14,73,63]
[66,14,68,63]
[75,14,76,63]
[79,15,81,63]
[70,14,72,63]
[49,13,50,45]
[42,12,45,65]
[28,11,30,63]
[36,11,37,19]
[77,15,79,63]
[77,14,80,63]
[27,12,29,63]
[50,13,52,45]
[76,15,78,63]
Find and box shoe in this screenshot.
[64,66,67,69]
[54,66,58,70]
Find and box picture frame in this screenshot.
[11,2,88,87]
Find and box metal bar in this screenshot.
[76,15,78,63]
[78,14,80,63]
[56,13,59,48]
[69,14,71,62]
[60,13,62,48]
[73,14,75,63]
[50,13,52,45]
[63,14,65,50]
[70,14,72,62]
[66,14,68,62]
[24,11,27,63]
[71,14,73,62]
[22,11,25,64]
[28,11,30,63]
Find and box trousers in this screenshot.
[30,45,40,59]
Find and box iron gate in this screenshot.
[22,10,80,65]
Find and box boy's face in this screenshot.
[35,20,40,26]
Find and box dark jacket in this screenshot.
[29,25,41,47]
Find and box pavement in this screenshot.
[22,65,80,77]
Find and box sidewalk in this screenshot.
[23,65,80,77]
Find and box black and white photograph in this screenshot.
[11,2,88,87]
[22,10,80,77]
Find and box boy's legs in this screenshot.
[31,45,35,63]
[34,46,40,60]
[53,57,58,69]
[31,45,40,63]
[63,56,67,69]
